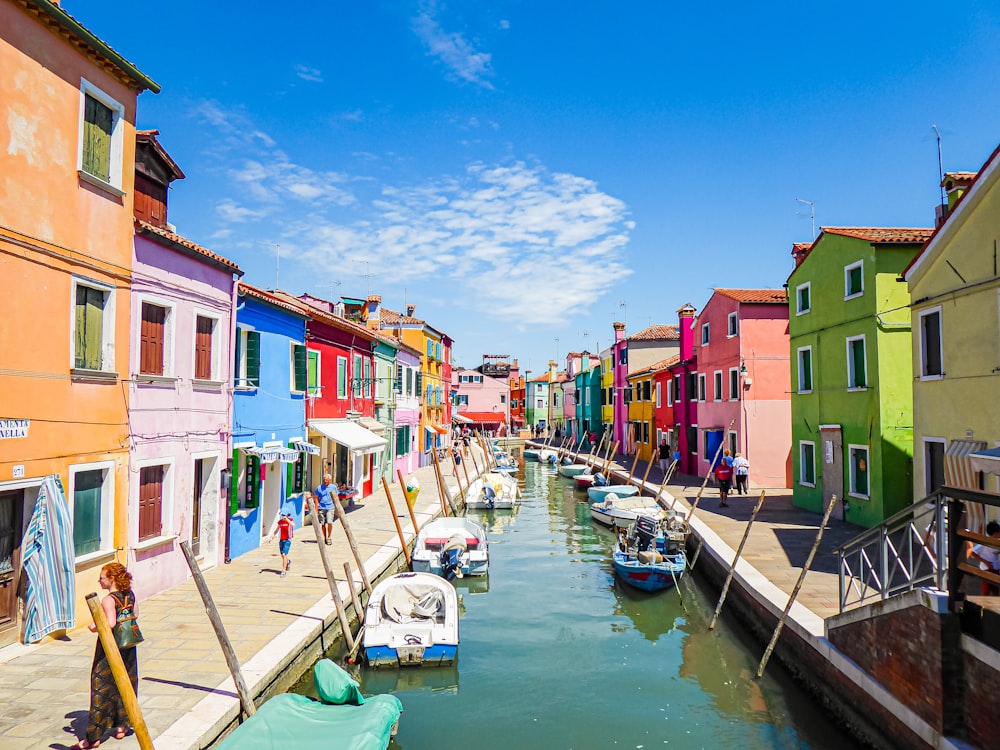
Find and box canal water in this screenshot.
[300,461,852,749]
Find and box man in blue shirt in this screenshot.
[314,473,336,546]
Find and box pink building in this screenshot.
[693,289,791,488]
[452,366,510,432]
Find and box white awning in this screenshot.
[310,419,387,455]
[453,413,473,424]
[945,439,987,489]
[971,446,1000,476]
[291,439,321,456]
[358,417,386,435]
[246,447,300,464]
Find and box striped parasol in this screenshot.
[22,475,76,642]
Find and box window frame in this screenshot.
[135,456,175,546]
[923,437,946,496]
[68,460,116,563]
[797,346,813,394]
[848,444,870,500]
[77,79,126,195]
[307,349,321,396]
[701,322,710,346]
[70,275,116,373]
[713,370,723,401]
[233,326,260,390]
[137,296,174,378]
[698,373,707,402]
[918,306,944,380]
[799,441,816,487]
[796,282,812,315]
[844,260,864,300]
[666,379,674,406]
[846,334,868,390]
[729,368,739,401]
[192,309,222,382]
[727,312,738,337]
[655,382,661,408]
[337,356,348,400]
[289,342,308,394]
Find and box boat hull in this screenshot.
[523,449,541,461]
[557,464,588,477]
[465,475,520,509]
[574,473,596,488]
[364,643,458,668]
[612,549,685,592]
[587,484,640,501]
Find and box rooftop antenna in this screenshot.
[314,280,342,302]
[932,124,945,206]
[795,198,816,240]
[581,330,590,353]
[351,258,376,297]
[554,337,560,364]
[618,300,627,330]
[257,241,281,289]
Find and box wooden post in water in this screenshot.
[381,477,411,566]
[601,434,615,463]
[396,469,421,537]
[84,593,156,748]
[638,453,655,490]
[756,493,839,678]
[333,494,373,595]
[179,541,257,717]
[709,491,767,630]
[305,498,355,651]
[574,434,587,461]
[684,433,729,523]
[343,561,364,621]
[600,441,620,478]
[450,449,467,512]
[432,446,459,517]
[625,451,640,485]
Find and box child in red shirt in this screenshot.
[270,511,294,578]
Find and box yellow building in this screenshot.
[626,368,656,463]
[600,349,614,438]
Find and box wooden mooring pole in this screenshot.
[625,451,640,485]
[305,498,355,652]
[333,494,373,595]
[179,541,257,717]
[381,476,411,567]
[396,469,421,537]
[756,493,839,678]
[709,490,766,630]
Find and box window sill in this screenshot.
[797,390,813,395]
[844,292,864,301]
[232,508,256,519]
[192,378,226,391]
[233,385,258,393]
[848,492,870,501]
[134,534,177,552]
[919,374,944,382]
[75,548,117,570]
[799,481,816,488]
[847,387,869,393]
[78,169,125,199]
[796,309,811,316]
[135,374,178,386]
[70,368,119,383]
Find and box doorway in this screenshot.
[0,489,25,647]
[821,426,843,508]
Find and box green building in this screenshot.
[788,227,932,527]
[575,365,603,446]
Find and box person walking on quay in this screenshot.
[732,452,750,495]
[269,509,295,577]
[315,473,336,546]
[658,439,672,474]
[76,563,141,749]
[714,459,734,508]
[452,444,462,477]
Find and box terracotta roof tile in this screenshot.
[135,219,241,274]
[820,227,933,244]
[379,307,424,326]
[713,288,787,304]
[240,284,309,317]
[627,324,679,341]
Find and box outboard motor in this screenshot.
[593,472,607,487]
[439,533,468,580]
[482,483,497,509]
[560,456,573,466]
[634,515,658,552]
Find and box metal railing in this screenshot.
[836,486,1000,614]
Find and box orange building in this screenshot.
[0,1,158,644]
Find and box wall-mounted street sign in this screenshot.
[0,419,29,439]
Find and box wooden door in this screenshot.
[192,460,204,557]
[821,426,843,507]
[0,490,24,644]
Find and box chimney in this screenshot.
[613,321,626,342]
[936,171,977,226]
[548,360,557,382]
[677,304,696,362]
[791,242,812,268]
[406,304,416,317]
[366,294,381,331]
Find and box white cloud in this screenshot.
[294,64,324,83]
[412,9,494,88]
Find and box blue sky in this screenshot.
[72,0,1000,376]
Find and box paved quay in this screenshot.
[0,443,857,750]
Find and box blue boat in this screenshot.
[611,515,688,592]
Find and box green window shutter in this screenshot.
[293,344,308,392]
[245,454,260,508]
[416,371,423,395]
[287,444,305,493]
[338,358,347,398]
[75,286,104,370]
[308,351,319,394]
[851,341,866,387]
[245,331,261,387]
[234,330,243,387]
[395,363,403,394]
[230,449,240,515]
[802,351,812,391]
[82,94,112,182]
[72,469,103,556]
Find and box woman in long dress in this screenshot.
[74,562,139,749]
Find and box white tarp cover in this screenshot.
[381,583,444,623]
[310,419,387,455]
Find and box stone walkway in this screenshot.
[0,443,862,749]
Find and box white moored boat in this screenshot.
[465,473,520,509]
[587,483,640,502]
[412,517,489,578]
[364,572,459,668]
[557,460,589,478]
[590,493,666,528]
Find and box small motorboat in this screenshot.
[364,572,459,668]
[412,517,489,578]
[215,659,402,750]
[587,483,640,502]
[465,474,520,509]
[537,449,558,465]
[612,515,688,592]
[523,449,541,462]
[590,493,665,528]
[557,457,589,478]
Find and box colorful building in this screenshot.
[129,131,241,596]
[600,347,614,442]
[905,153,1000,531]
[526,373,550,433]
[669,304,700,476]
[575,360,602,447]
[652,355,681,454]
[229,286,309,560]
[392,344,422,478]
[626,366,657,462]
[452,366,509,433]
[0,0,158,643]
[611,323,629,449]
[692,289,790,488]
[788,227,932,527]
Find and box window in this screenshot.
[138,464,165,541]
[919,308,943,378]
[512,398,519,409]
[353,354,363,396]
[79,81,125,191]
[537,398,544,409]
[687,373,698,401]
[729,368,739,401]
[72,278,115,372]
[395,424,411,456]
[728,312,738,337]
[698,373,707,402]
[728,431,737,456]
[500,394,507,404]
[799,442,816,486]
[70,462,114,559]
[797,347,813,393]
[849,445,869,498]
[846,335,867,389]
[618,347,628,366]
[925,439,946,495]
[713,371,723,401]
[674,375,681,403]
[139,302,169,375]
[234,328,260,388]
[702,323,710,346]
[364,357,372,397]
[687,425,698,454]
[291,343,308,393]
[643,381,651,401]
[666,380,673,406]
[308,351,321,396]
[845,261,864,299]
[796,283,811,315]
[656,382,661,408]
[194,314,219,380]
[337,356,348,399]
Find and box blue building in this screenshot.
[228,284,311,561]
